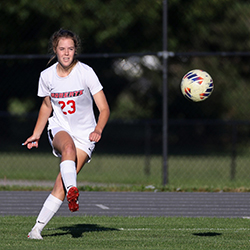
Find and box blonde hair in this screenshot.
[47,28,81,65]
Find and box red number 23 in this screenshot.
[58,100,76,115]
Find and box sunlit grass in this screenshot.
[1,216,250,250]
[1,152,250,190]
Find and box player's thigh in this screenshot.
[76,148,89,173]
[52,131,76,155]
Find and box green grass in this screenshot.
[1,216,250,249]
[1,152,250,190]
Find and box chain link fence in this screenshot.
[1,0,250,189]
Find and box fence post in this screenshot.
[162,0,168,185]
[144,121,151,176]
[230,123,237,180]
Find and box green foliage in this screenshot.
[1,0,250,120]
[2,0,250,53]
[168,0,250,51]
[8,97,35,115]
[0,0,162,54]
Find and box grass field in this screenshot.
[1,216,250,249]
[1,152,250,190]
[2,152,250,249]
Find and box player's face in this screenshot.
[55,37,76,68]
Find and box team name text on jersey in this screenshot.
[51,89,84,98]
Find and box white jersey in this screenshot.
[37,61,103,144]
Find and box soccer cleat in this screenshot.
[27,227,43,240]
[67,186,79,212]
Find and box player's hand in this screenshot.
[22,135,39,149]
[89,130,101,143]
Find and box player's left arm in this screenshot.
[89,90,110,142]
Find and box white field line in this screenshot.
[45,217,250,232]
[120,228,250,231]
[171,228,250,231]
[119,228,151,231]
[95,204,110,210]
[45,227,250,232]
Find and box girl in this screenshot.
[23,29,110,240]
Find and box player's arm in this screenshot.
[22,96,52,149]
[89,90,110,142]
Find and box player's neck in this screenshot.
[57,60,77,77]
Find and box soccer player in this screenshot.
[22,29,110,239]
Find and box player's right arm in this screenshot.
[22,96,52,149]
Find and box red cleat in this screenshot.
[67,186,79,212]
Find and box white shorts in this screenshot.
[47,127,95,161]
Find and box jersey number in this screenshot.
[59,100,76,115]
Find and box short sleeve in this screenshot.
[37,74,50,97]
[86,67,103,95]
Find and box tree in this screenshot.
[0,0,162,54]
[0,0,162,117]
[1,0,250,121]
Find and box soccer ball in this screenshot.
[180,69,214,102]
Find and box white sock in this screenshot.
[60,160,77,192]
[33,194,63,233]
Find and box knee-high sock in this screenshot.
[33,194,63,233]
[60,160,77,192]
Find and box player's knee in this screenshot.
[62,143,76,158]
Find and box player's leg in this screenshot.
[53,131,78,192]
[28,131,77,239]
[28,192,63,240]
[28,143,90,239]
[51,130,83,213]
[66,148,89,211]
[76,147,89,173]
[50,148,88,207]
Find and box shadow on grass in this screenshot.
[44,224,119,238]
[193,232,222,237]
